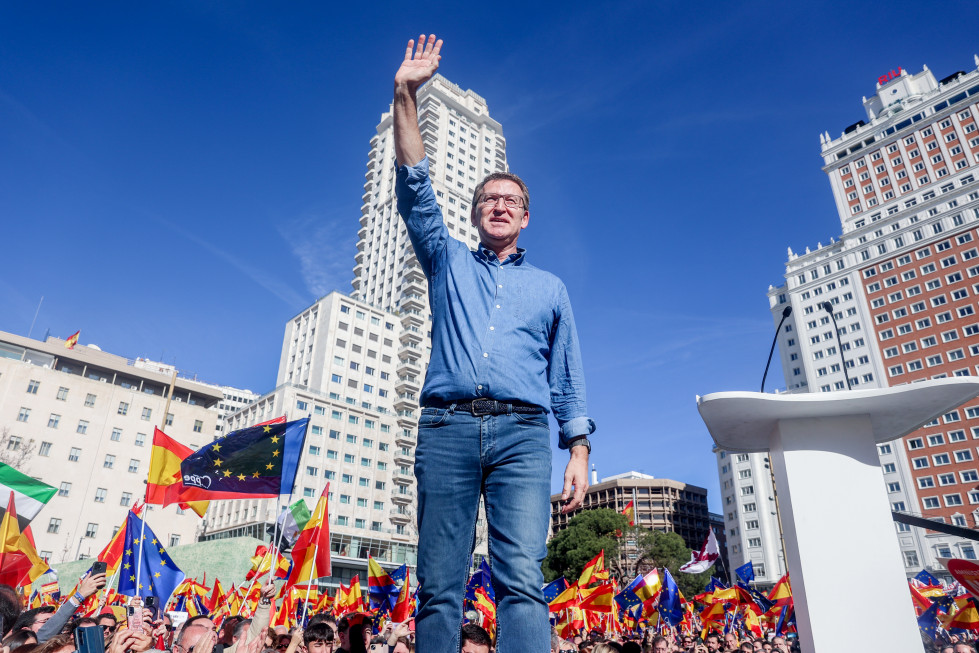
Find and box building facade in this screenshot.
[0,330,222,562]
[549,471,712,579]
[738,58,979,581]
[203,292,418,584]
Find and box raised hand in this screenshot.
[394,34,443,92]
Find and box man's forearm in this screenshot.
[394,83,426,167]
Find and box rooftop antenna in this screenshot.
[27,296,43,339]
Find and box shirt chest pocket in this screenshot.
[509,284,550,337]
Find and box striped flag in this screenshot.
[0,463,56,530]
[64,331,80,349]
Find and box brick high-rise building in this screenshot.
[744,58,979,580]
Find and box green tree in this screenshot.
[542,509,628,583]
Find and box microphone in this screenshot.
[761,306,792,393]
[821,302,853,390]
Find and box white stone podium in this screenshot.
[697,378,979,653]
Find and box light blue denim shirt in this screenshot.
[396,157,595,448]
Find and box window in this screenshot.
[923,497,941,509]
[193,420,203,433]
[141,407,152,421]
[120,492,132,507]
[134,432,146,447]
[16,408,30,423]
[47,518,61,534]
[919,477,935,489]
[118,402,129,415]
[94,488,106,503]
[58,482,71,497]
[39,441,52,457]
[934,453,952,466]
[128,459,139,473]
[85,523,98,538]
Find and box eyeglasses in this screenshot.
[478,194,524,209]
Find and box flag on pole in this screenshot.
[267,500,311,550]
[116,512,185,605]
[542,577,569,604]
[95,506,143,575]
[179,418,309,500]
[735,561,755,586]
[578,550,607,587]
[286,483,331,587]
[367,557,399,613]
[621,501,635,527]
[391,567,411,623]
[0,492,48,587]
[658,568,683,627]
[0,463,56,530]
[679,528,720,574]
[147,428,209,517]
[64,331,80,349]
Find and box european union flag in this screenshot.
[735,561,754,585]
[465,559,494,602]
[917,602,940,640]
[914,569,941,587]
[180,418,308,499]
[705,576,727,593]
[542,577,569,604]
[658,568,683,627]
[116,512,185,604]
[390,564,408,586]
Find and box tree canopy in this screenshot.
[543,508,713,597]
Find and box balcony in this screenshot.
[395,430,416,447]
[394,451,414,466]
[400,293,425,312]
[398,357,421,376]
[394,394,416,412]
[389,509,412,524]
[391,489,415,504]
[393,471,414,485]
[399,327,422,345]
[395,375,419,395]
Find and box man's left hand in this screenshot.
[561,447,589,514]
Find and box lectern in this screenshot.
[697,378,979,652]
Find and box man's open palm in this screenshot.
[395,34,442,90]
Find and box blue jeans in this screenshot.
[414,407,552,653]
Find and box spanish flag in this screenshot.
[391,567,411,623]
[578,582,614,613]
[147,428,209,517]
[0,492,48,587]
[286,484,331,587]
[64,331,80,349]
[621,501,635,527]
[578,550,607,587]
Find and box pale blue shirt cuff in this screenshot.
[559,416,596,449]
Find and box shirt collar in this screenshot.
[476,242,526,265]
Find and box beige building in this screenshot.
[549,471,711,577]
[203,292,417,586]
[0,330,222,562]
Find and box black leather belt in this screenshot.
[432,399,545,416]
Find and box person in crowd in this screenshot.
[459,624,491,653]
[723,633,738,651]
[303,622,335,653]
[335,614,370,653]
[704,634,722,652]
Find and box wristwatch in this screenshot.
[568,437,591,454]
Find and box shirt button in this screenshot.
[477,385,483,390]
[483,353,488,358]
[496,304,501,309]
[489,326,495,331]
[498,284,502,288]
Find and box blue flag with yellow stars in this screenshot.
[658,568,683,627]
[179,418,309,499]
[116,512,185,604]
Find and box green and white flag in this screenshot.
[266,499,311,550]
[0,462,56,529]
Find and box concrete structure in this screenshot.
[753,57,979,580]
[549,471,711,579]
[203,292,418,586]
[699,379,979,653]
[0,330,222,562]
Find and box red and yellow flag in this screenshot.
[65,331,80,349]
[579,582,614,613]
[621,501,635,527]
[578,550,608,587]
[391,567,411,623]
[287,484,331,587]
[0,492,48,586]
[147,428,209,517]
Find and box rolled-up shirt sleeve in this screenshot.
[548,284,596,449]
[395,157,449,279]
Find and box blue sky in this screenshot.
[2,2,978,511]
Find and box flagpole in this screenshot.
[238,546,273,615]
[135,370,179,597]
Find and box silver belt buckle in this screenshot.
[472,399,495,416]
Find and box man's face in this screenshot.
[307,641,333,653]
[30,612,53,633]
[652,640,669,653]
[682,637,694,649]
[460,640,490,653]
[752,642,763,652]
[725,633,738,650]
[706,636,721,652]
[471,180,529,253]
[772,637,787,653]
[953,645,974,653]
[761,644,773,653]
[177,625,209,653]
